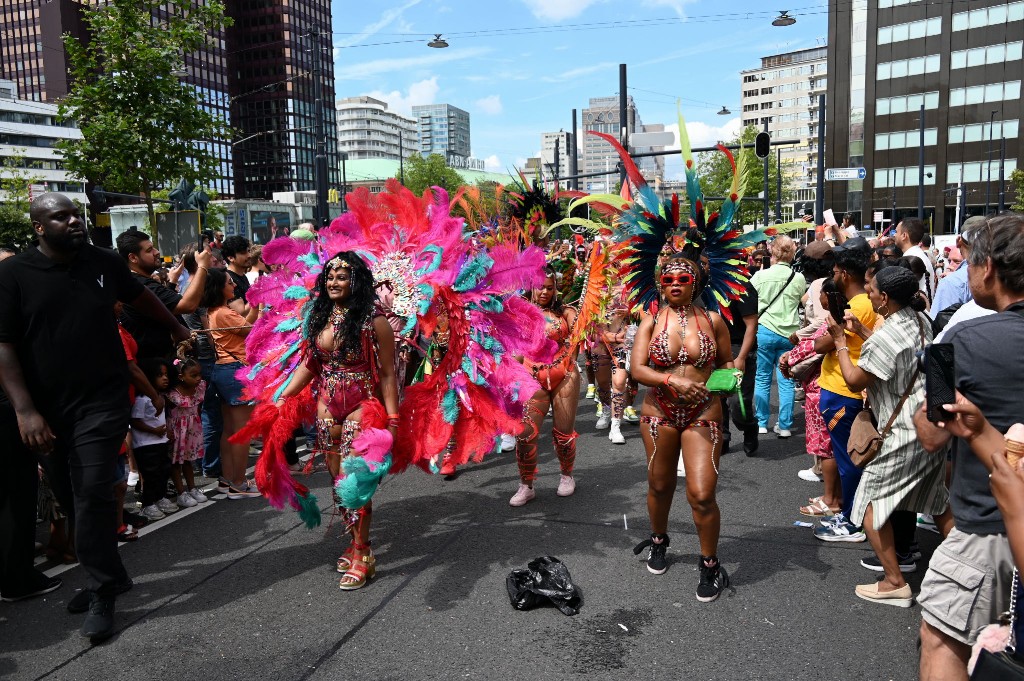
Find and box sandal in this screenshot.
[339,544,375,591]
[800,496,839,517]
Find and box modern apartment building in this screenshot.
[337,96,417,161]
[0,0,341,201]
[412,103,471,162]
[539,131,573,188]
[741,46,828,220]
[580,95,664,192]
[0,80,86,206]
[826,0,1021,232]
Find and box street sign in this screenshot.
[872,211,883,222]
[630,131,676,147]
[825,167,867,181]
[28,183,46,201]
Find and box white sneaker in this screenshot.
[189,488,209,503]
[798,466,823,482]
[126,471,140,487]
[595,412,610,430]
[623,406,640,423]
[509,484,536,507]
[758,426,768,435]
[176,492,198,509]
[500,434,516,452]
[774,425,792,438]
[556,475,576,497]
[156,497,179,514]
[677,460,686,477]
[609,419,625,444]
[141,504,166,521]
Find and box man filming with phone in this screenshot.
[914,213,1024,681]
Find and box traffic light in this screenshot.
[754,131,771,159]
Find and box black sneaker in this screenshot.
[860,553,917,573]
[0,574,63,602]
[632,534,670,574]
[67,578,133,614]
[81,593,116,643]
[696,556,730,602]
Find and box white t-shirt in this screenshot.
[131,395,168,447]
[903,244,937,303]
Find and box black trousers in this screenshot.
[133,442,171,507]
[43,407,131,595]
[725,341,758,442]
[0,408,42,593]
[890,510,917,556]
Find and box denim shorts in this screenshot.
[115,453,128,484]
[211,361,251,406]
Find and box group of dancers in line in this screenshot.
[227,124,792,602]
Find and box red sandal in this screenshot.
[339,543,375,590]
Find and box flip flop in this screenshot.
[116,524,139,542]
[800,497,839,517]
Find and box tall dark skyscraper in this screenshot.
[0,0,339,201]
[826,0,1021,232]
[225,0,339,200]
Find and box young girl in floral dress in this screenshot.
[167,359,209,508]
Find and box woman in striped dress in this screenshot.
[826,262,949,608]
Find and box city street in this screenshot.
[2,397,934,681]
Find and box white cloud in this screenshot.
[337,0,423,48]
[362,77,440,116]
[641,0,695,16]
[475,95,503,115]
[339,47,490,80]
[484,154,502,171]
[520,0,604,21]
[662,117,743,151]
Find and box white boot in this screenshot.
[608,418,625,444]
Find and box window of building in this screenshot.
[877,54,940,80]
[876,90,940,115]
[876,128,938,150]
[952,41,1024,69]
[878,16,941,44]
[873,165,937,187]
[947,159,1018,184]
[953,2,1024,30]
[949,119,1019,144]
[950,81,1022,106]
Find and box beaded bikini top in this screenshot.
[648,306,715,369]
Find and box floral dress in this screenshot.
[786,322,832,459]
[168,380,207,464]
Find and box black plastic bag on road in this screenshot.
[506,555,583,616]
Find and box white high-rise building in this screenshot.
[336,96,417,162]
[740,46,828,220]
[580,95,664,192]
[0,80,86,207]
[539,131,573,188]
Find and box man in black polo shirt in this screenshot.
[0,193,189,642]
[116,230,210,359]
[221,235,251,304]
[721,281,759,455]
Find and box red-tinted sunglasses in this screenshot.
[660,272,694,287]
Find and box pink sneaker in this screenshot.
[556,475,575,497]
[509,484,535,507]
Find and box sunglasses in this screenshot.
[660,272,694,287]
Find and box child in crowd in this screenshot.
[132,359,176,521]
[167,359,208,507]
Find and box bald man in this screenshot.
[0,193,188,642]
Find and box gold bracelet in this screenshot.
[837,346,849,353]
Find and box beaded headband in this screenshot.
[326,255,351,271]
[660,258,697,278]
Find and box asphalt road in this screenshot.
[1,394,937,681]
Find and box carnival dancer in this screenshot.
[272,252,400,589]
[601,287,632,445]
[512,267,580,506]
[557,114,792,602]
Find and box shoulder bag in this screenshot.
[970,568,1023,679]
[847,315,926,469]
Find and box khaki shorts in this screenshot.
[919,527,1015,645]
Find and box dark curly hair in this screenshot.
[305,251,377,356]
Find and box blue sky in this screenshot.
[332,0,828,179]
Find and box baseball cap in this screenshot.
[832,236,871,255]
[803,240,833,259]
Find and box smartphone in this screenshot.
[925,343,956,423]
[826,290,850,325]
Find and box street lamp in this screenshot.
[717,106,731,116]
[986,109,998,215]
[772,11,796,26]
[427,34,449,48]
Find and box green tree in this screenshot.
[1011,168,1024,212]
[0,151,42,248]
[694,125,794,227]
[397,153,465,195]
[57,0,232,229]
